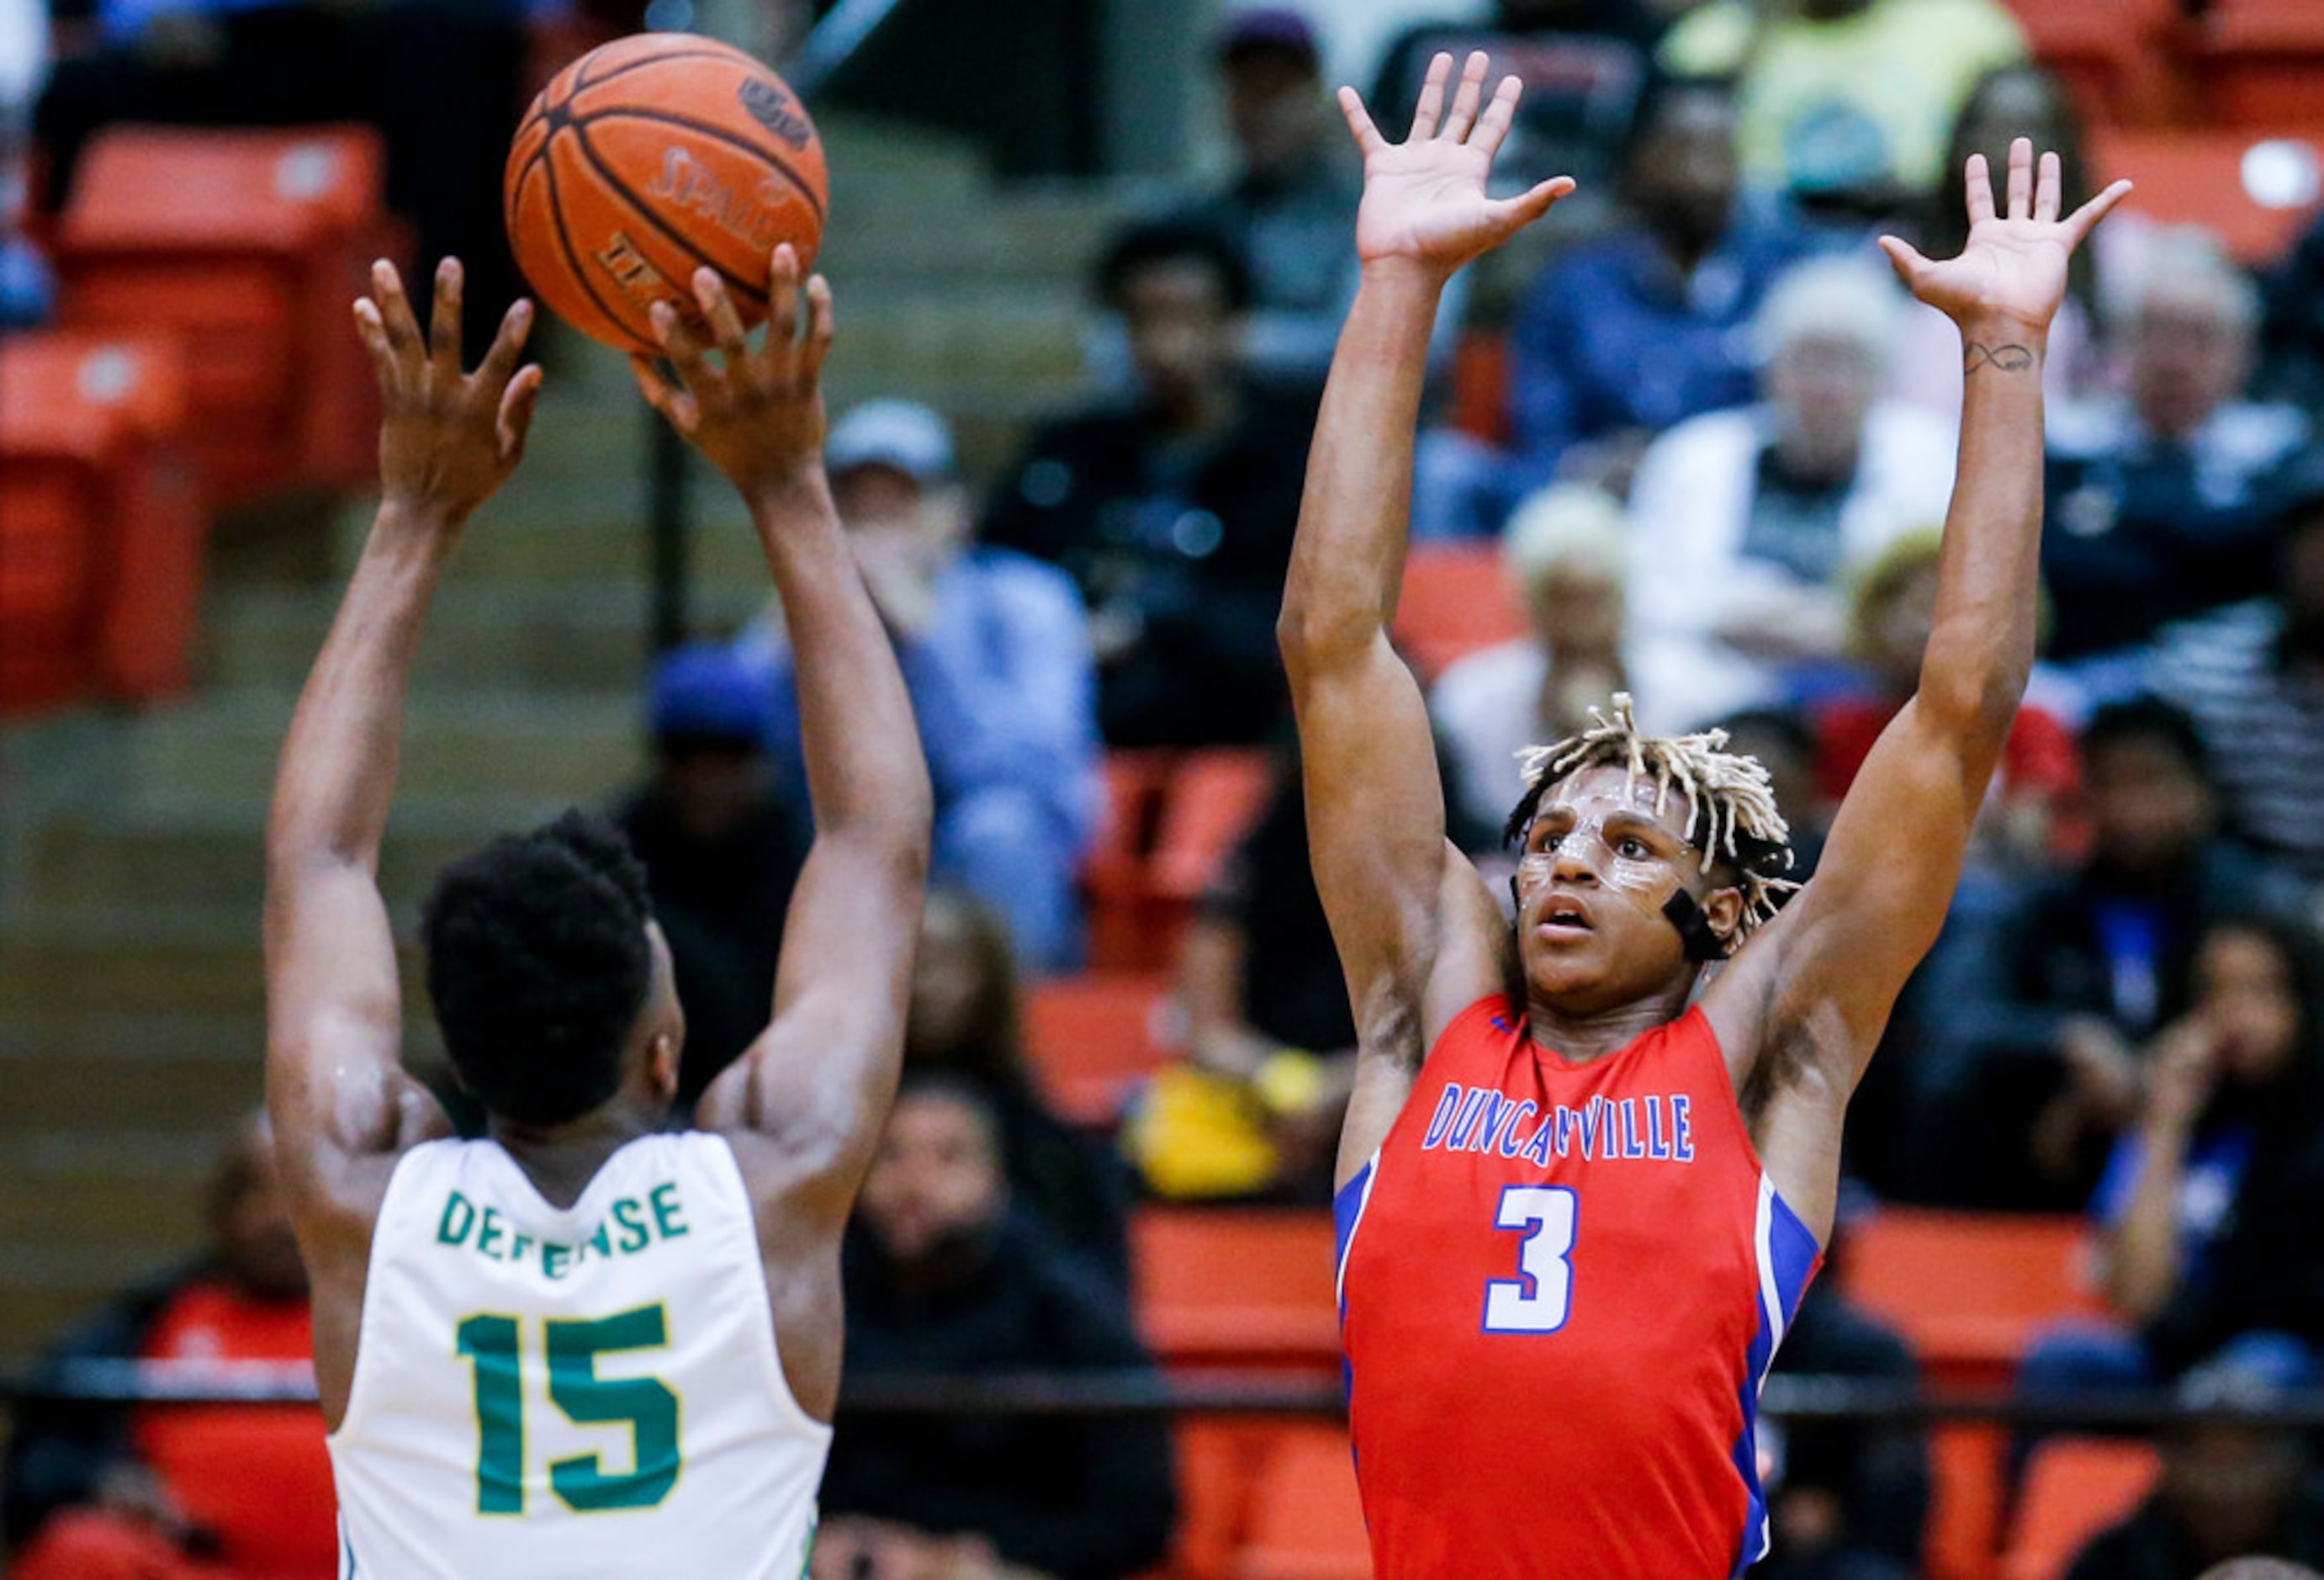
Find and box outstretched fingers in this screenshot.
[630,354,699,433]
[474,299,535,391]
[1409,51,1450,141]
[1338,86,1386,156]
[1877,234,1930,290]
[427,258,465,380]
[496,363,544,464]
[352,297,397,390]
[800,274,834,380]
[2005,136,2032,220]
[1962,152,1995,228]
[1490,175,1576,235]
[1470,75,1524,159]
[1437,51,1489,141]
[692,267,749,358]
[2061,178,2134,247]
[370,260,423,361]
[2034,149,2062,224]
[766,244,803,347]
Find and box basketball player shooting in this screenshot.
[264,250,929,1576]
[1289,54,2128,1576]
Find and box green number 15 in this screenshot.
[454,1304,681,1515]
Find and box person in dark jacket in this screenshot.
[904,887,1132,1287]
[1910,697,2307,1209]
[2067,1407,2324,1580]
[611,644,809,1107]
[981,220,1314,748]
[814,1074,1174,1580]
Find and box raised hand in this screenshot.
[1878,138,2130,338]
[633,244,831,501]
[1340,50,1575,279]
[353,257,541,524]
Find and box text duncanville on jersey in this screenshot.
[1419,1084,1698,1166]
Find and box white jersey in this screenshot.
[329,1132,828,1579]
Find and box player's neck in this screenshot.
[1522,980,1697,1064]
[487,1097,668,1211]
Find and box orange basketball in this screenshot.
[503,34,827,356]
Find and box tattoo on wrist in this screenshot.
[1963,342,2036,375]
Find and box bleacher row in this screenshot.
[0,125,394,717]
[1119,1205,2130,1580]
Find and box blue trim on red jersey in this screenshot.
[1729,1180,1821,1577]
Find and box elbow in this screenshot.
[1276,596,1374,687]
[1916,638,2030,745]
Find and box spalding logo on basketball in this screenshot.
[503,34,828,356]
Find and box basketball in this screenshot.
[503,34,828,356]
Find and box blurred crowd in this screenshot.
[13,0,2324,1576]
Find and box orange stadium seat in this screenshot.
[1087,750,1174,972]
[1168,1416,1280,1580]
[1021,972,1171,1127]
[1149,749,1276,902]
[0,331,203,713]
[1132,1207,1341,1371]
[1927,1423,2009,1580]
[2086,125,2322,266]
[56,125,396,506]
[1086,750,1278,972]
[1998,1438,2160,1580]
[1231,1423,1370,1580]
[2194,0,2324,130]
[1394,543,1525,680]
[1840,1210,2100,1391]
[2006,0,2191,127]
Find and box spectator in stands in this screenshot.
[4,1116,335,1580]
[1657,0,2026,223]
[1921,698,2306,1210]
[1760,1227,1930,1580]
[1162,8,1359,396]
[744,400,1100,971]
[2257,204,2324,411]
[613,644,807,1109]
[0,0,50,327]
[815,1074,1175,1580]
[983,221,1312,749]
[1129,743,1358,1205]
[1892,65,2104,420]
[2066,1408,2324,1580]
[2018,913,2324,1415]
[1501,76,1824,499]
[1624,255,1956,729]
[2044,231,2308,671]
[1429,482,1639,836]
[905,887,1131,1286]
[33,0,527,358]
[2149,449,2324,885]
[1806,528,2079,874]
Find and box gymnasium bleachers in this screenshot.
[8,3,2324,1575]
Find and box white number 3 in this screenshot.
[1483,1184,1578,1333]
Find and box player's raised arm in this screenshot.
[265,261,541,1269]
[1707,142,2129,1234]
[639,252,934,1217]
[1280,52,1571,1184]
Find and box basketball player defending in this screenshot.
[1293,55,2126,1576]
[265,250,930,1577]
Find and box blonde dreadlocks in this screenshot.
[1503,694,1799,944]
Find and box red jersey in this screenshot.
[135,1280,336,1580]
[1336,997,1821,1578]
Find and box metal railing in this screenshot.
[9,1357,2324,1432]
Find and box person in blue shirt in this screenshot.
[1506,76,1824,492]
[2016,911,2324,1425]
[737,400,1101,974]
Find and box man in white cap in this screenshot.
[738,400,1101,973]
